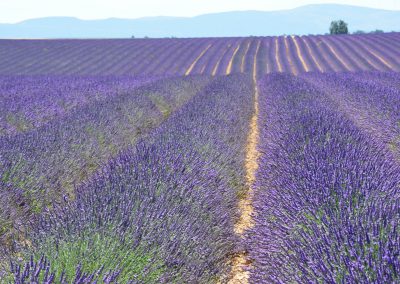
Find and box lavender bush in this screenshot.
[10,255,122,284]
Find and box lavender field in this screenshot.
[1,33,400,76]
[0,33,400,283]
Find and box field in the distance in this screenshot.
[1,33,400,283]
[1,33,400,76]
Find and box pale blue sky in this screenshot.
[1,0,399,23]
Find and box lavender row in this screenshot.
[247,74,400,283]
[0,75,208,253]
[303,72,400,159]
[8,74,253,282]
[0,75,158,136]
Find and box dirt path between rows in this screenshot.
[227,41,261,284]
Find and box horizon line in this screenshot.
[1,3,399,25]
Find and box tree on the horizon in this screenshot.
[330,20,349,35]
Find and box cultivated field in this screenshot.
[1,33,400,283]
[1,33,400,76]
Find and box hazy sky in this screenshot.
[1,0,399,23]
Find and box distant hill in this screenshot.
[0,4,399,38]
